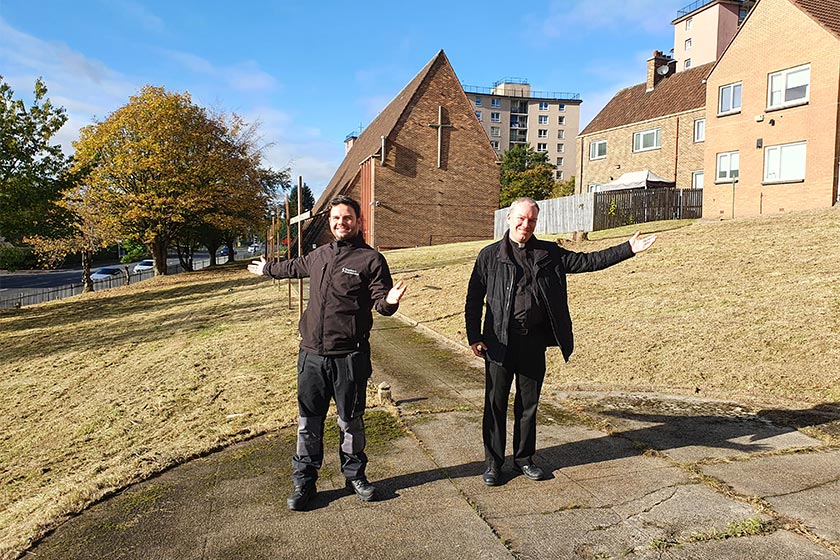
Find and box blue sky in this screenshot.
[0,0,688,198]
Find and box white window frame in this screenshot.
[556,156,564,166]
[538,129,547,138]
[557,130,565,139]
[718,82,742,115]
[538,115,548,125]
[633,128,661,152]
[490,140,500,151]
[490,112,500,122]
[539,101,549,111]
[589,140,607,160]
[764,141,806,183]
[692,170,704,189]
[475,111,482,121]
[694,118,705,142]
[557,143,565,153]
[685,38,692,51]
[474,96,482,106]
[536,143,548,152]
[491,98,500,108]
[685,58,692,70]
[556,170,564,180]
[716,151,740,182]
[686,17,693,30]
[558,116,565,125]
[490,126,501,137]
[558,103,566,111]
[767,64,810,110]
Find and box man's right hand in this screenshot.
[470,342,487,358]
[247,256,266,276]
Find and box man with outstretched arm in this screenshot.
[464,196,656,486]
[248,195,407,510]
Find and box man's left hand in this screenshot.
[628,231,657,254]
[386,280,407,304]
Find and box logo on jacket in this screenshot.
[342,267,360,276]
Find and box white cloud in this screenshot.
[161,49,278,93]
[534,0,684,37]
[106,0,167,35]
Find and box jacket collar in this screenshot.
[498,231,551,268]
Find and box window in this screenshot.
[558,116,565,125]
[557,130,565,139]
[539,101,549,111]
[538,129,548,138]
[538,115,548,125]
[491,98,500,108]
[764,141,806,182]
[692,171,704,189]
[557,143,565,153]
[633,128,661,152]
[694,119,705,142]
[490,140,500,151]
[556,157,564,167]
[490,126,501,137]
[685,38,692,51]
[685,58,692,70]
[490,112,500,122]
[716,151,740,181]
[537,143,547,152]
[686,17,693,30]
[590,140,607,159]
[556,170,564,180]
[475,111,482,121]
[558,103,566,111]
[474,96,482,106]
[768,64,810,110]
[718,82,742,115]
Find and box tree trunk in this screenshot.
[152,242,168,275]
[81,250,94,293]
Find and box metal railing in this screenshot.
[0,257,214,309]
[462,84,581,101]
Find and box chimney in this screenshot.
[344,133,358,155]
[646,50,674,92]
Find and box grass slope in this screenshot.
[2,207,839,557]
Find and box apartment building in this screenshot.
[672,0,756,72]
[463,79,582,182]
[703,0,840,218]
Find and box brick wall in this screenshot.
[703,0,840,218]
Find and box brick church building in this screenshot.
[303,50,500,250]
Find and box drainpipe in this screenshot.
[673,116,680,183]
[381,136,386,165]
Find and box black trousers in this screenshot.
[483,332,546,469]
[292,350,371,486]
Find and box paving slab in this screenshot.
[670,530,840,559]
[702,449,840,543]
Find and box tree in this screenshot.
[0,76,70,244]
[71,86,267,275]
[499,145,555,207]
[552,176,576,198]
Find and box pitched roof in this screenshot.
[790,0,840,40]
[310,50,448,212]
[580,62,713,136]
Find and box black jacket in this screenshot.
[264,235,397,355]
[465,234,634,364]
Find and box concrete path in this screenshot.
[28,315,840,559]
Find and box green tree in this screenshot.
[499,145,555,207]
[551,175,576,198]
[0,76,70,244]
[71,86,267,275]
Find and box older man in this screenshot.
[465,197,656,486]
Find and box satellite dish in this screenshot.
[656,64,670,76]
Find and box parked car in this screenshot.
[89,267,124,281]
[218,247,229,256]
[133,259,154,273]
[247,243,261,254]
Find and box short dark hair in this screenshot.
[328,195,361,218]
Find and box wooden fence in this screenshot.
[494,188,703,238]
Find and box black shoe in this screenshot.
[287,482,316,511]
[346,478,376,502]
[482,467,500,486]
[514,463,546,481]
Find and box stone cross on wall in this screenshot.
[428,105,453,169]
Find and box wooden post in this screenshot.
[286,194,292,309]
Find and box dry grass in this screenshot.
[2,207,839,558]
[0,266,302,558]
[389,208,840,404]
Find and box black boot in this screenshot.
[346,477,376,502]
[287,481,316,511]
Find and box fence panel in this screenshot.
[494,193,595,238]
[593,188,703,231]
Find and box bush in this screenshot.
[0,246,37,272]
